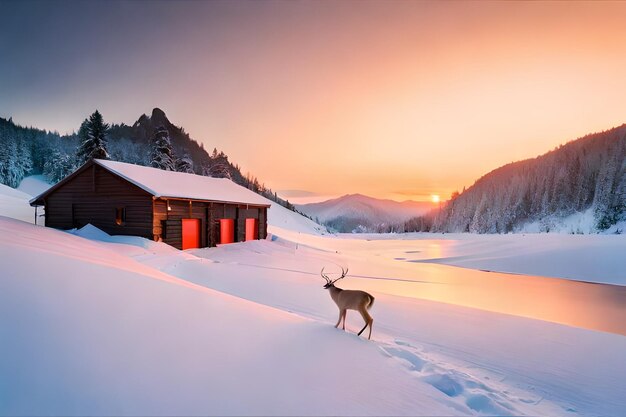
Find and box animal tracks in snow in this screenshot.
[379,339,547,416]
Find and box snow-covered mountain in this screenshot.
[421,125,626,234]
[297,193,435,233]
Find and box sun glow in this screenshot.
[431,195,440,204]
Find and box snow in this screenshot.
[0,176,52,225]
[17,175,52,197]
[2,217,625,416]
[517,208,626,235]
[0,183,37,224]
[332,232,626,286]
[296,193,434,232]
[92,159,271,206]
[0,217,460,416]
[1,178,625,416]
[267,204,327,235]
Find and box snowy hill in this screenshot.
[0,176,53,225]
[297,194,434,233]
[2,215,626,415]
[0,216,454,416]
[0,184,35,223]
[17,175,51,197]
[431,125,626,233]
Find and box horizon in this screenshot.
[3,1,626,203]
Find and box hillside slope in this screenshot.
[431,125,626,233]
[0,216,454,416]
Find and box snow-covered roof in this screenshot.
[31,159,271,207]
[97,159,270,206]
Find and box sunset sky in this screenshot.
[2,1,626,203]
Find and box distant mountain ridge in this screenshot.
[297,193,434,233]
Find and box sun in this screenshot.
[431,194,440,204]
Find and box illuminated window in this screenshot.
[115,207,126,226]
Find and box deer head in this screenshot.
[320,267,348,289]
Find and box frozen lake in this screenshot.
[260,229,626,335]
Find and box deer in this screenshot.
[321,267,374,340]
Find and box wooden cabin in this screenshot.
[30,159,270,250]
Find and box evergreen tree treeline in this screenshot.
[3,109,622,231]
[0,108,295,212]
[405,126,626,233]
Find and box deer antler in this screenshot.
[331,267,348,284]
[320,267,331,284]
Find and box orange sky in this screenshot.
[4,1,626,203]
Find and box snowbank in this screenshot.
[120,223,625,417]
[0,217,462,416]
[0,184,37,224]
[17,175,51,197]
[267,203,327,235]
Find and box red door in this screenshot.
[220,219,235,244]
[245,218,258,241]
[182,219,201,250]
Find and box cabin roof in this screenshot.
[30,159,272,207]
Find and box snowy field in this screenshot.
[1,179,625,416]
[334,231,626,285]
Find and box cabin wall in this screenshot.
[259,207,268,240]
[158,200,267,249]
[45,164,153,238]
[160,199,208,250]
[42,161,270,250]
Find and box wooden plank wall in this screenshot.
[259,207,268,239]
[161,199,208,250]
[43,161,270,250]
[45,164,153,238]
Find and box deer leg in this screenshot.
[335,309,347,329]
[357,308,373,338]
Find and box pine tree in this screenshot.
[175,152,194,173]
[150,126,175,171]
[76,110,110,164]
[43,149,76,183]
[17,139,33,180]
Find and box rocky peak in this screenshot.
[150,107,170,127]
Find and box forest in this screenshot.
[0,108,295,211]
[405,125,626,233]
[1,110,624,233]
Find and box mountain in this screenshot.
[106,107,211,170]
[425,125,626,233]
[0,109,296,212]
[297,194,435,233]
